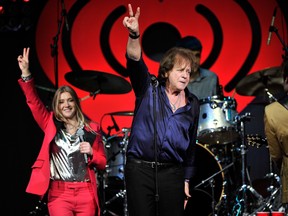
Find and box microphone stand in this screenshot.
[50,0,68,89]
[152,77,159,216]
[268,25,288,60]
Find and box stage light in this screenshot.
[0,0,34,32]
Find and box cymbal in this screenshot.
[65,70,132,94]
[236,66,284,97]
[107,111,134,116]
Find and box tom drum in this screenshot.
[104,136,127,181]
[197,95,239,145]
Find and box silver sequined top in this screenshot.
[50,129,90,182]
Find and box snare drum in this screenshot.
[197,95,239,145]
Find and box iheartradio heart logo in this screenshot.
[35,0,287,134]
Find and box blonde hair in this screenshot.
[51,85,94,132]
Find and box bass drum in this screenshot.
[197,95,239,145]
[185,143,224,216]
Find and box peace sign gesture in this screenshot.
[17,47,31,76]
[122,4,140,36]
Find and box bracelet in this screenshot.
[129,33,140,39]
[21,74,32,82]
[184,179,190,183]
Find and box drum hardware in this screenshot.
[79,90,101,102]
[27,193,49,216]
[250,186,282,216]
[232,112,266,215]
[265,164,281,196]
[27,199,48,216]
[104,210,121,216]
[265,144,281,200]
[265,88,277,103]
[184,143,226,216]
[208,143,239,167]
[257,154,282,214]
[99,111,132,216]
[101,111,133,138]
[105,190,126,205]
[107,111,134,116]
[193,162,234,216]
[101,127,130,216]
[106,115,120,137]
[121,128,129,216]
[246,134,279,194]
[104,130,126,142]
[244,134,283,215]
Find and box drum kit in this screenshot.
[184,66,285,216]
[98,119,131,216]
[40,67,283,216]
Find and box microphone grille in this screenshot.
[76,128,84,136]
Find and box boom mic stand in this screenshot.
[51,0,68,89]
[268,23,288,60]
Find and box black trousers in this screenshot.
[124,160,184,216]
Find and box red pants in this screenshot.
[48,181,96,216]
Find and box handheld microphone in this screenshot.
[77,128,88,164]
[151,75,159,87]
[267,7,277,45]
[111,115,120,131]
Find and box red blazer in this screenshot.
[18,78,107,215]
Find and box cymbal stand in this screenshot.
[233,113,264,216]
[80,90,101,102]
